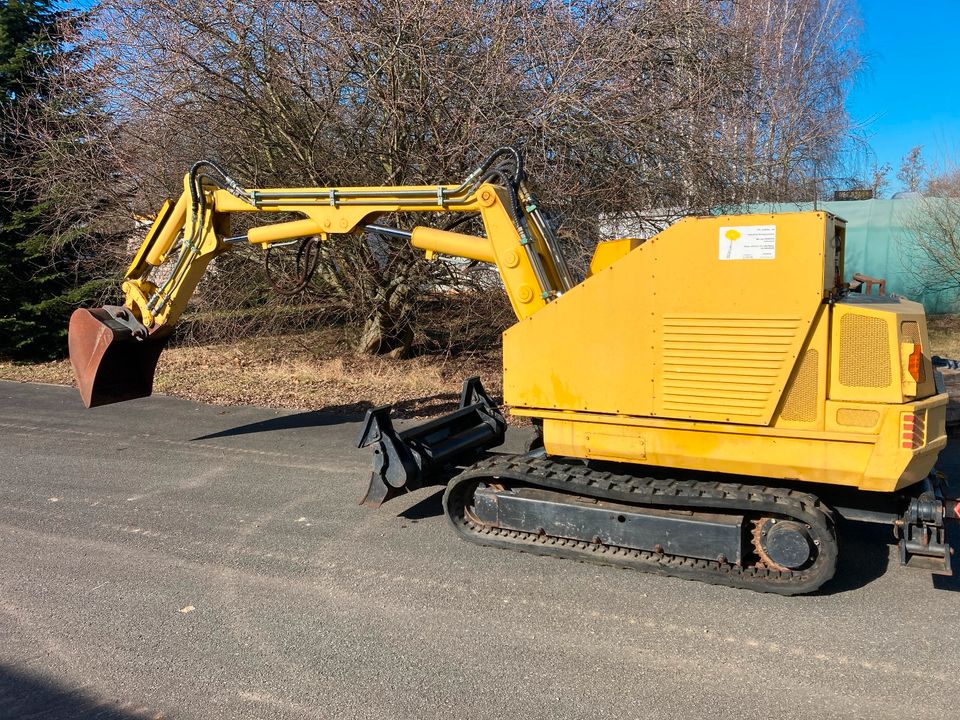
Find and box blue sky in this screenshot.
[847,1,960,189]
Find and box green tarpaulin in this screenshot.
[731,199,959,314]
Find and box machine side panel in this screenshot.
[504,212,830,425]
[769,303,829,430]
[502,247,658,415]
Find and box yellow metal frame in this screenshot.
[122,178,566,330]
[505,212,947,493]
[586,237,642,277]
[522,394,946,492]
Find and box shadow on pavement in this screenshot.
[0,663,162,719]
[816,519,891,595]
[193,393,463,441]
[399,487,446,521]
[193,405,367,440]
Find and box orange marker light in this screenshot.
[907,343,922,382]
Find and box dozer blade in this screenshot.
[357,376,507,508]
[68,306,170,408]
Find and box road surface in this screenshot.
[1,380,958,719]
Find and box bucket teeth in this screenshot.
[68,306,169,408]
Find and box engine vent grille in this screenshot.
[839,314,891,388]
[836,408,880,428]
[901,321,920,344]
[780,349,819,422]
[660,316,802,421]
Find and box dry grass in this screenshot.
[928,315,960,359]
[0,358,75,386]
[0,328,501,418]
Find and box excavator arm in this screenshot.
[68,150,576,408]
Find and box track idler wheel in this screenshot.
[752,517,814,571]
[68,306,170,408]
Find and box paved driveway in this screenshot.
[1,380,958,719]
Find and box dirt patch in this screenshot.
[928,314,960,360]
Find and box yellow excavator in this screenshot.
[68,148,957,594]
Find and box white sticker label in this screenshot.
[718,225,776,260]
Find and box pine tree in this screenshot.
[0,1,98,360]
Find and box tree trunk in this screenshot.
[356,307,414,357]
[355,274,416,357]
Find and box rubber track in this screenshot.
[442,454,838,595]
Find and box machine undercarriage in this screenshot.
[359,379,955,595]
[446,454,839,595]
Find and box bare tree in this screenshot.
[901,165,960,302]
[20,0,863,355]
[713,0,862,203]
[926,167,960,199]
[898,145,926,193]
[871,162,892,198]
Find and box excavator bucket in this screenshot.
[68,306,170,408]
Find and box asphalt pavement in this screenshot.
[1,380,959,720]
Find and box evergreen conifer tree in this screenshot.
[0,1,101,359]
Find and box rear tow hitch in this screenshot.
[356,376,506,508]
[896,474,957,575]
